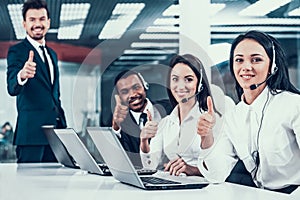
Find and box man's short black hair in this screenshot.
[114,70,140,86]
[22,0,49,21]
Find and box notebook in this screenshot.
[86,127,209,190]
[42,125,79,169]
[52,128,112,176]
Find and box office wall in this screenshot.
[0,59,17,127]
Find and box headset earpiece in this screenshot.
[270,42,278,75]
[137,72,149,90]
[197,68,203,92]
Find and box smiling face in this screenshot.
[116,74,147,112]
[170,63,198,104]
[23,8,50,44]
[233,38,270,92]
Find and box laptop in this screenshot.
[86,127,209,190]
[42,125,79,169]
[52,128,112,176]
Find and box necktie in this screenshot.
[39,45,51,83]
[139,113,147,129]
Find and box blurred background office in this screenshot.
[0,0,300,162]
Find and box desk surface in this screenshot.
[0,163,299,200]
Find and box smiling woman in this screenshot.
[198,30,300,194]
[139,54,224,176]
[232,38,271,104]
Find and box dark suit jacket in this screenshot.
[119,99,172,167]
[6,38,67,146]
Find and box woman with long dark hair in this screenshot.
[139,54,221,176]
[198,30,300,194]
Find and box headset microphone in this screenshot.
[181,68,203,103]
[250,41,278,90]
[250,75,272,90]
[181,86,203,103]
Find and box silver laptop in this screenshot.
[86,127,209,190]
[42,125,79,169]
[53,128,111,176]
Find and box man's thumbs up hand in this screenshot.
[20,50,37,80]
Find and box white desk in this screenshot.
[0,163,299,200]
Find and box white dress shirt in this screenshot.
[198,87,300,190]
[141,102,205,170]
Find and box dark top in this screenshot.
[119,99,172,167]
[6,38,67,145]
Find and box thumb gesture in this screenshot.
[115,94,122,106]
[146,109,152,122]
[20,50,36,80]
[197,96,215,137]
[141,109,158,141]
[28,50,34,62]
[207,96,214,117]
[112,94,128,131]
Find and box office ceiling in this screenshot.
[0,0,300,76]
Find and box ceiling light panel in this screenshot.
[239,0,292,16]
[7,4,25,40]
[288,7,300,16]
[210,3,226,16]
[163,4,179,16]
[146,26,179,33]
[118,55,167,60]
[131,42,179,48]
[58,3,90,39]
[123,49,177,54]
[139,33,179,40]
[154,18,179,25]
[113,60,159,65]
[98,3,145,39]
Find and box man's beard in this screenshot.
[32,35,44,41]
[30,26,45,41]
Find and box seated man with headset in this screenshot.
[112,70,172,168]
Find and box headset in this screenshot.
[260,31,278,75]
[181,68,203,103]
[270,41,278,75]
[250,34,278,90]
[137,72,149,90]
[250,37,275,175]
[197,68,203,92]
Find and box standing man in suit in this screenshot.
[6,0,67,163]
[112,70,171,168]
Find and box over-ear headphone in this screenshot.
[137,72,149,90]
[270,42,278,75]
[197,68,203,92]
[260,31,278,75]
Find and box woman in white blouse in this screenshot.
[139,54,221,176]
[198,30,300,194]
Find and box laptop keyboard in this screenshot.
[140,176,180,185]
[98,164,110,173]
[98,164,157,175]
[137,169,157,175]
